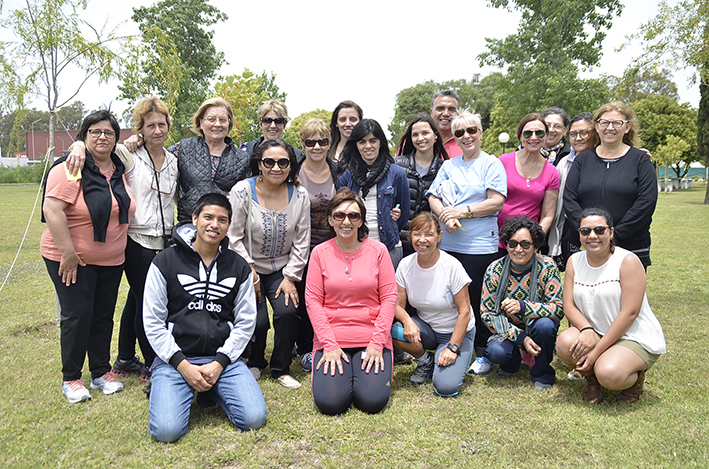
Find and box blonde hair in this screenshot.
[593,101,640,147]
[257,99,289,120]
[451,110,483,133]
[299,118,331,141]
[191,97,234,135]
[132,97,171,133]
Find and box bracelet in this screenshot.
[253,275,260,285]
[579,326,594,333]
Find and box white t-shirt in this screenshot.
[396,250,475,333]
[363,185,379,241]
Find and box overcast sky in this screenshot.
[2,0,699,134]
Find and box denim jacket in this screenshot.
[337,164,410,250]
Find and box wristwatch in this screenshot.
[446,343,460,354]
[466,206,474,219]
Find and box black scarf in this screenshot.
[42,151,131,242]
[349,154,391,200]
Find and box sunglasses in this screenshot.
[332,211,362,222]
[261,158,291,169]
[522,129,546,139]
[261,117,287,125]
[304,138,330,148]
[508,239,533,249]
[454,126,479,138]
[578,225,609,236]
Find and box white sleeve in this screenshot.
[216,271,258,362]
[143,263,182,363]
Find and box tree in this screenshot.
[286,109,332,151]
[633,94,698,178]
[607,67,680,103]
[631,0,709,202]
[120,0,226,142]
[0,0,126,158]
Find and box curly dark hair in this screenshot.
[327,187,369,241]
[499,216,545,249]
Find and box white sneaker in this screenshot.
[249,367,262,380]
[468,357,494,375]
[276,374,302,388]
[90,372,124,395]
[62,379,91,404]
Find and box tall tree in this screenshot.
[632,0,709,203]
[0,0,126,158]
[121,0,226,142]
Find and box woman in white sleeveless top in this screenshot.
[557,207,665,404]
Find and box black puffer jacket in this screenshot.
[169,136,249,222]
[394,151,445,245]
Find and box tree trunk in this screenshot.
[49,111,56,162]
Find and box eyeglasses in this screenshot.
[597,119,629,129]
[507,239,533,249]
[304,138,330,148]
[88,129,116,139]
[578,225,609,236]
[454,127,479,138]
[522,129,546,139]
[546,123,566,131]
[569,130,590,139]
[332,211,362,222]
[261,158,291,169]
[261,117,287,125]
[203,116,229,125]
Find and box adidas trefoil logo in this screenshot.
[178,263,236,313]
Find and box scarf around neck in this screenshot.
[489,254,540,334]
[350,154,391,200]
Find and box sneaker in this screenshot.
[520,350,536,368]
[112,357,149,379]
[300,352,312,372]
[249,367,262,380]
[90,371,124,395]
[534,381,552,391]
[62,379,91,404]
[196,389,218,408]
[469,357,494,375]
[394,347,413,364]
[410,359,434,385]
[568,369,585,381]
[276,374,302,388]
[497,369,515,377]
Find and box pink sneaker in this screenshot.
[520,350,536,368]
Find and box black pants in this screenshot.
[44,257,123,381]
[448,251,500,357]
[295,261,314,356]
[247,269,300,378]
[117,237,159,366]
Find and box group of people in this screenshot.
[39,90,665,443]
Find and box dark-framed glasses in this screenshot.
[261,117,287,125]
[304,138,330,148]
[508,239,533,249]
[454,126,479,138]
[596,119,629,129]
[88,129,116,139]
[332,211,362,222]
[578,225,609,236]
[569,130,590,139]
[522,129,546,139]
[261,158,291,169]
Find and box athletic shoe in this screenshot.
[410,359,434,385]
[276,374,302,388]
[568,369,585,381]
[534,381,552,391]
[249,367,262,380]
[520,350,536,368]
[468,357,494,375]
[62,380,91,404]
[300,352,312,372]
[90,371,124,395]
[497,369,515,377]
[112,356,150,380]
[394,347,413,364]
[196,389,218,408]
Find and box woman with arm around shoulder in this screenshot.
[556,207,666,404]
[426,110,507,364]
[227,139,311,388]
[391,213,474,396]
[305,188,397,415]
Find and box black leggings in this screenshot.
[311,348,392,415]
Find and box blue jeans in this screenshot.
[149,360,267,443]
[485,317,559,386]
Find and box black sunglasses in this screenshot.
[332,211,362,222]
[522,129,546,139]
[261,117,287,125]
[578,225,609,236]
[261,157,291,169]
[454,126,479,138]
[508,239,533,249]
[304,138,330,148]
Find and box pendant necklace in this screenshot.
[335,239,355,282]
[520,154,542,188]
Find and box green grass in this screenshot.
[0,183,707,468]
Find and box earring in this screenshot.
[258,170,263,182]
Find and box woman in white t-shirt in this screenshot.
[391,212,475,396]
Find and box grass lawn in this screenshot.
[0,182,707,468]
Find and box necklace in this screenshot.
[335,239,356,281]
[518,154,542,187]
[461,157,476,173]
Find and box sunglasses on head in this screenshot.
[454,126,479,138]
[304,138,330,148]
[522,129,546,139]
[261,157,291,169]
[332,211,361,222]
[508,239,533,249]
[578,225,609,236]
[261,117,287,125]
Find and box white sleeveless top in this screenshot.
[571,247,666,354]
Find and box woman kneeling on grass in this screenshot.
[391,212,474,396]
[557,207,666,403]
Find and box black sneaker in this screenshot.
[112,357,150,380]
[410,359,434,385]
[394,347,413,364]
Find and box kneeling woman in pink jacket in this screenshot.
[305,188,397,415]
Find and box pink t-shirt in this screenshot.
[305,237,397,353]
[497,152,560,246]
[40,162,135,266]
[443,136,462,159]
